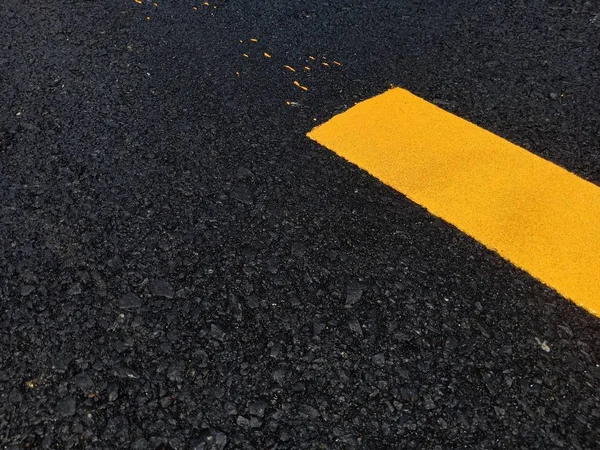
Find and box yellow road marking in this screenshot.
[308,88,600,316]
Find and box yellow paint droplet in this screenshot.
[264,52,272,58]
[134,0,142,4]
[203,1,209,5]
[250,38,258,43]
[239,40,243,43]
[333,61,342,66]
[304,66,311,71]
[236,71,240,77]
[308,56,316,60]
[285,101,291,105]
[293,81,309,92]
[322,62,329,67]
[193,6,198,10]
[146,16,151,20]
[284,65,296,72]
[153,2,158,7]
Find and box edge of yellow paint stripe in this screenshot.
[308,88,600,317]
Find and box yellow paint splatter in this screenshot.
[236,71,240,77]
[146,16,151,21]
[193,6,198,10]
[264,52,272,58]
[304,66,311,71]
[153,2,158,8]
[203,1,209,5]
[239,39,243,43]
[293,81,309,91]
[322,62,330,67]
[250,38,258,43]
[308,56,316,60]
[284,65,296,72]
[134,0,142,4]
[243,53,249,58]
[333,61,342,66]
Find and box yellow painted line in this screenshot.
[307,88,600,316]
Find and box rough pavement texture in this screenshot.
[1,0,600,449]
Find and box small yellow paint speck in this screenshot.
[134,0,142,4]
[239,40,243,43]
[333,61,342,66]
[285,101,291,105]
[193,6,198,10]
[236,71,240,77]
[322,62,330,67]
[250,38,258,43]
[293,81,309,91]
[203,1,209,5]
[284,65,296,72]
[243,53,249,58]
[146,16,151,20]
[264,52,272,58]
[308,56,316,60]
[153,2,158,7]
[24,380,37,389]
[304,66,311,71]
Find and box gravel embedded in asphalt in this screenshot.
[1,0,599,448]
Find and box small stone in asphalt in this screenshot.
[117,292,142,309]
[236,416,250,428]
[249,399,268,417]
[167,361,185,382]
[131,438,149,450]
[74,372,94,393]
[66,282,82,296]
[210,323,226,341]
[114,366,140,379]
[20,285,35,296]
[191,429,228,450]
[56,396,76,417]
[107,383,119,401]
[345,282,364,307]
[150,279,174,298]
[9,389,22,404]
[298,404,320,419]
[372,353,385,367]
[51,354,71,373]
[348,318,363,337]
[231,183,253,205]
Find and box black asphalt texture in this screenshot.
[1,1,600,449]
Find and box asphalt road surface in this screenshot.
[1,1,600,449]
